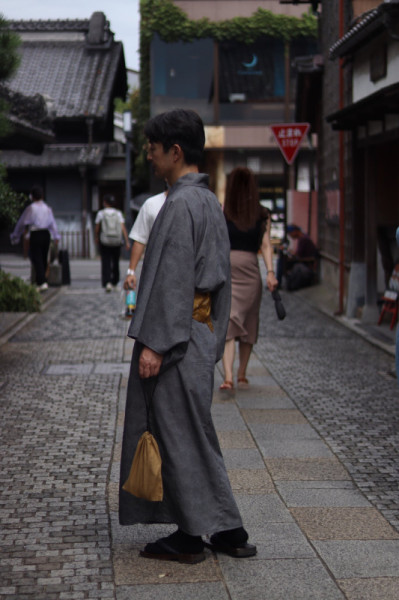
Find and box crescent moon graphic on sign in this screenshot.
[242,54,258,68]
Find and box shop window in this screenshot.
[151,35,318,124]
[151,35,214,121]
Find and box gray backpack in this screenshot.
[100,210,122,246]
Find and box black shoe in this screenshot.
[206,527,257,558]
[140,529,206,564]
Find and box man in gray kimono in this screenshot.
[119,109,256,563]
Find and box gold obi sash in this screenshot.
[192,292,214,332]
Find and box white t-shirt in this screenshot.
[129,192,167,244]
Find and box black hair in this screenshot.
[103,194,116,206]
[224,167,262,231]
[30,185,43,200]
[144,109,205,166]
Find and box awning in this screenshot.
[326,82,399,130]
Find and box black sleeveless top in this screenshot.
[225,208,269,253]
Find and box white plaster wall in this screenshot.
[353,36,399,103]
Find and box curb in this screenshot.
[0,286,63,348]
[296,289,396,358]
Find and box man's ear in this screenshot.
[171,143,183,163]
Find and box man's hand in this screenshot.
[124,274,137,290]
[139,346,163,378]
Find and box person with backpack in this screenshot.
[95,195,130,292]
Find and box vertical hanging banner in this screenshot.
[270,123,310,165]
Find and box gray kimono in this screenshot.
[119,173,243,536]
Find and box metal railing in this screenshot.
[59,230,91,258]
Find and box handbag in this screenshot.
[122,378,163,502]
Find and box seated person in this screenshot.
[277,224,319,291]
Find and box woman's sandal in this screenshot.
[237,377,249,389]
[219,380,234,391]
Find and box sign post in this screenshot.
[270,123,310,165]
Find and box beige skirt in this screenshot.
[226,250,262,345]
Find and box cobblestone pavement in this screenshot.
[257,290,399,531]
[0,277,130,600]
[1,256,399,599]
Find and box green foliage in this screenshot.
[0,271,42,312]
[140,1,317,44]
[0,14,20,80]
[0,16,24,224]
[0,163,27,229]
[0,14,21,136]
[129,88,140,121]
[114,97,128,113]
[114,88,140,121]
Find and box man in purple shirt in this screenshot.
[10,185,60,291]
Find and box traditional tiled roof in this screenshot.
[7,13,127,120]
[9,19,95,33]
[0,84,53,139]
[330,1,399,59]
[0,143,106,168]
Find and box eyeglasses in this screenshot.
[143,142,156,155]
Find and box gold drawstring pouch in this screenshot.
[122,430,163,501]
[122,378,163,502]
[192,291,213,331]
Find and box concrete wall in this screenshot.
[173,0,305,21]
[287,191,318,244]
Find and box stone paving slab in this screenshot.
[216,558,346,600]
[116,582,230,600]
[45,363,94,376]
[43,362,130,376]
[221,448,266,470]
[312,540,399,578]
[291,507,399,540]
[216,430,256,449]
[234,495,296,528]
[234,393,297,410]
[251,522,317,559]
[241,408,308,424]
[276,480,372,507]
[210,403,248,431]
[337,577,399,600]
[251,424,335,458]
[227,468,275,494]
[265,457,352,481]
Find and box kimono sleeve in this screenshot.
[129,198,196,358]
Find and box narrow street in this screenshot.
[1,256,399,599]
